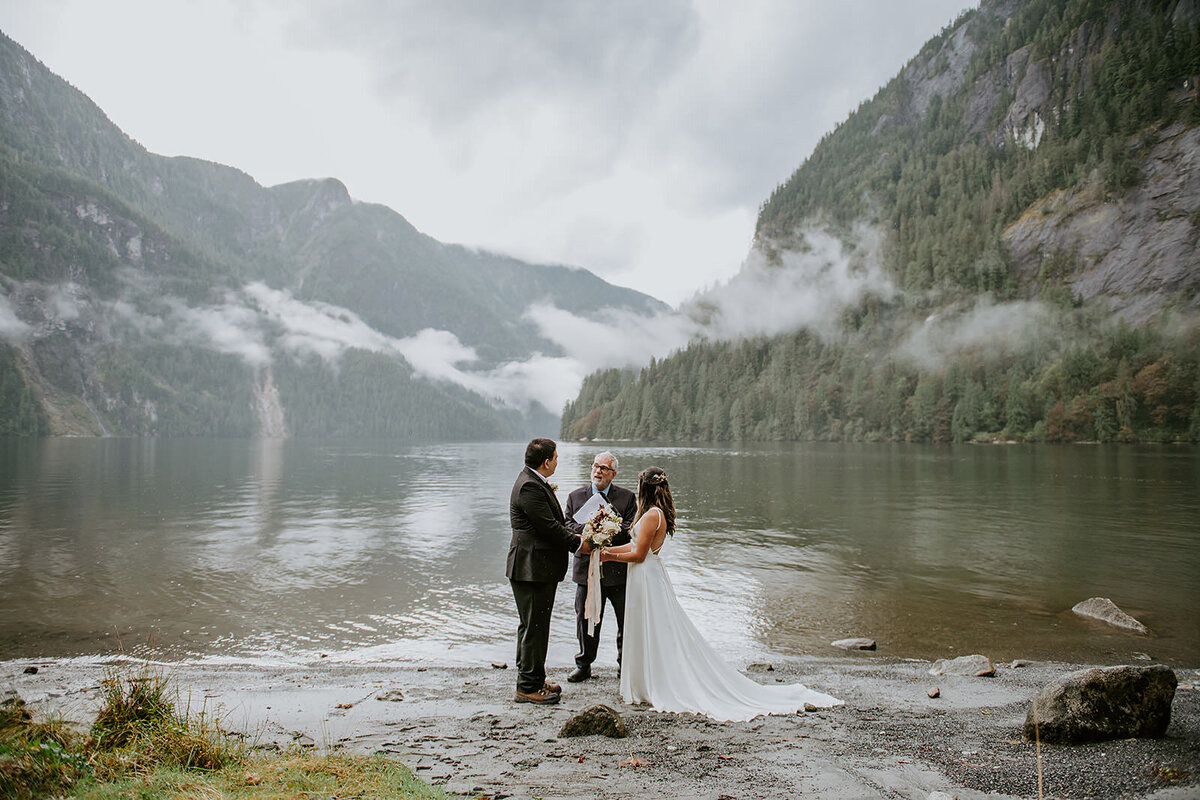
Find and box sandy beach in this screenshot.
[7,654,1198,799]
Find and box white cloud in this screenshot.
[243,282,396,362]
[897,299,1058,369]
[170,297,271,367]
[695,225,894,341]
[0,293,31,342]
[47,284,84,322]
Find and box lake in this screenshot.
[1,438,1196,669]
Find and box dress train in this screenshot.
[619,546,841,722]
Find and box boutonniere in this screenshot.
[549,483,559,492]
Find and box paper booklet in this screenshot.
[572,490,610,524]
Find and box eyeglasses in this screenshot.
[591,464,615,473]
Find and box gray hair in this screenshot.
[595,451,618,471]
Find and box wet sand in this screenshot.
[8,655,1199,799]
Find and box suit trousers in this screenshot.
[510,579,559,693]
[573,580,627,668]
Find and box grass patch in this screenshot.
[0,692,87,798]
[87,664,240,781]
[70,754,457,799]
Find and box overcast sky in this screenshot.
[1,0,972,305]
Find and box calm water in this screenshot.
[1,439,1196,669]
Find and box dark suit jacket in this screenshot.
[506,466,582,583]
[564,483,637,586]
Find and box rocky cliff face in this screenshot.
[775,0,1200,318]
[1004,122,1200,320]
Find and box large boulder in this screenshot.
[1071,597,1150,634]
[1024,664,1177,744]
[558,704,628,738]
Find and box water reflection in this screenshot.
[0,439,1196,667]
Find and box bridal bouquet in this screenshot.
[582,503,622,635]
[583,504,622,550]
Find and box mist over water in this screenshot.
[1,438,1196,669]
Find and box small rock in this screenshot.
[831,638,877,650]
[491,662,508,669]
[1024,664,1177,744]
[1010,659,1032,668]
[928,687,941,698]
[22,666,37,675]
[929,654,995,677]
[803,703,820,712]
[747,663,775,672]
[376,689,405,702]
[558,704,628,738]
[1071,597,1150,635]
[1133,652,1153,661]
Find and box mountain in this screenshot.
[0,30,665,438]
[563,0,1200,444]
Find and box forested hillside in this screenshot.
[563,0,1200,444]
[0,31,663,438]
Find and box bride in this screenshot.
[599,467,841,722]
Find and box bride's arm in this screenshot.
[600,508,660,564]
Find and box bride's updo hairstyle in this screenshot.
[636,466,676,536]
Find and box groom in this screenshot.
[563,451,636,682]
[506,438,591,705]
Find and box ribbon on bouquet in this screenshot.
[584,550,603,636]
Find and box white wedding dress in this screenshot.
[619,521,842,722]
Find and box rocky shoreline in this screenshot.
[7,655,1199,799]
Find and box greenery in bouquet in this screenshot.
[583,505,622,549]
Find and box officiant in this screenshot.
[564,451,637,682]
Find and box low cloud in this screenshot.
[0,293,31,343]
[513,224,899,407]
[689,225,893,340]
[171,297,271,368]
[47,284,84,322]
[896,299,1059,369]
[4,221,1059,420]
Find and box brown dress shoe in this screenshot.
[514,687,560,705]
